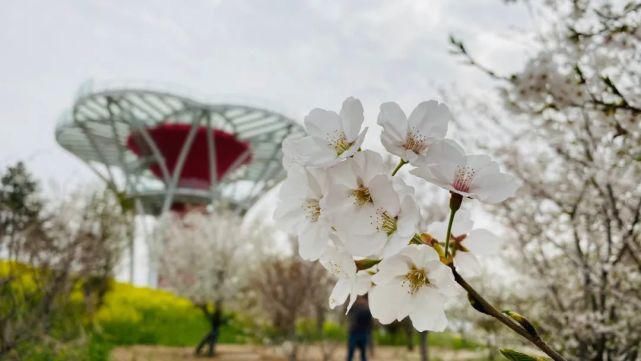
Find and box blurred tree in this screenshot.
[0,162,130,358]
[449,1,641,360]
[157,211,261,357]
[250,254,332,361]
[77,189,133,318]
[0,162,42,254]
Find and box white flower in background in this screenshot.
[511,53,556,106]
[274,165,331,261]
[282,97,367,168]
[378,100,451,163]
[411,140,521,204]
[325,151,419,258]
[427,210,503,278]
[369,245,459,332]
[320,245,372,312]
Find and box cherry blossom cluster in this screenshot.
[274,97,520,332]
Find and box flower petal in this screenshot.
[298,222,330,261]
[339,97,364,141]
[320,245,356,277]
[369,282,411,324]
[454,252,482,278]
[381,232,411,258]
[426,261,459,297]
[426,221,447,241]
[378,102,408,157]
[407,100,450,140]
[341,128,368,161]
[282,135,336,167]
[353,272,373,295]
[354,150,386,185]
[411,140,466,189]
[451,209,474,236]
[334,203,379,236]
[409,287,448,332]
[341,231,387,258]
[346,274,372,313]
[304,108,343,140]
[329,278,351,309]
[371,254,409,285]
[378,101,408,129]
[464,228,503,256]
[473,171,521,204]
[369,175,400,215]
[466,154,495,173]
[401,244,439,268]
[329,150,383,189]
[381,197,420,257]
[273,200,301,233]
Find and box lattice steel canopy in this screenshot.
[56,82,304,215]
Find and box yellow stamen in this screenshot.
[302,198,321,222]
[331,131,353,156]
[351,186,372,206]
[404,266,430,295]
[379,210,397,236]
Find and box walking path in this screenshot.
[110,344,484,361]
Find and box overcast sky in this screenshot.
[0,0,535,193]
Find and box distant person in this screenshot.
[347,295,373,361]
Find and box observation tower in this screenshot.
[55,81,303,284]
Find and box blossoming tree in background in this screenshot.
[0,163,131,357]
[158,211,259,357]
[275,97,571,361]
[446,1,640,360]
[250,254,334,361]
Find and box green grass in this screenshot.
[428,332,481,350]
[374,328,480,350]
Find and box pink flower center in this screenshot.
[452,165,476,193]
[402,127,428,155]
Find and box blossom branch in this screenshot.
[391,159,407,176]
[451,266,568,361]
[444,192,463,258]
[448,35,510,81]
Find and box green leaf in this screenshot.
[500,348,549,361]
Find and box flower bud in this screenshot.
[502,310,539,338]
[468,293,491,316]
[355,259,381,271]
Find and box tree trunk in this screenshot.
[419,331,429,361]
[195,300,223,357]
[404,320,414,351]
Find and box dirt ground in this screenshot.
[110,344,485,361]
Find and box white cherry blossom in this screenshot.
[324,150,419,258]
[378,100,451,162]
[369,245,459,332]
[274,165,331,260]
[411,140,521,204]
[282,97,367,168]
[319,245,372,312]
[427,210,503,278]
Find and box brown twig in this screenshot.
[451,267,568,361]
